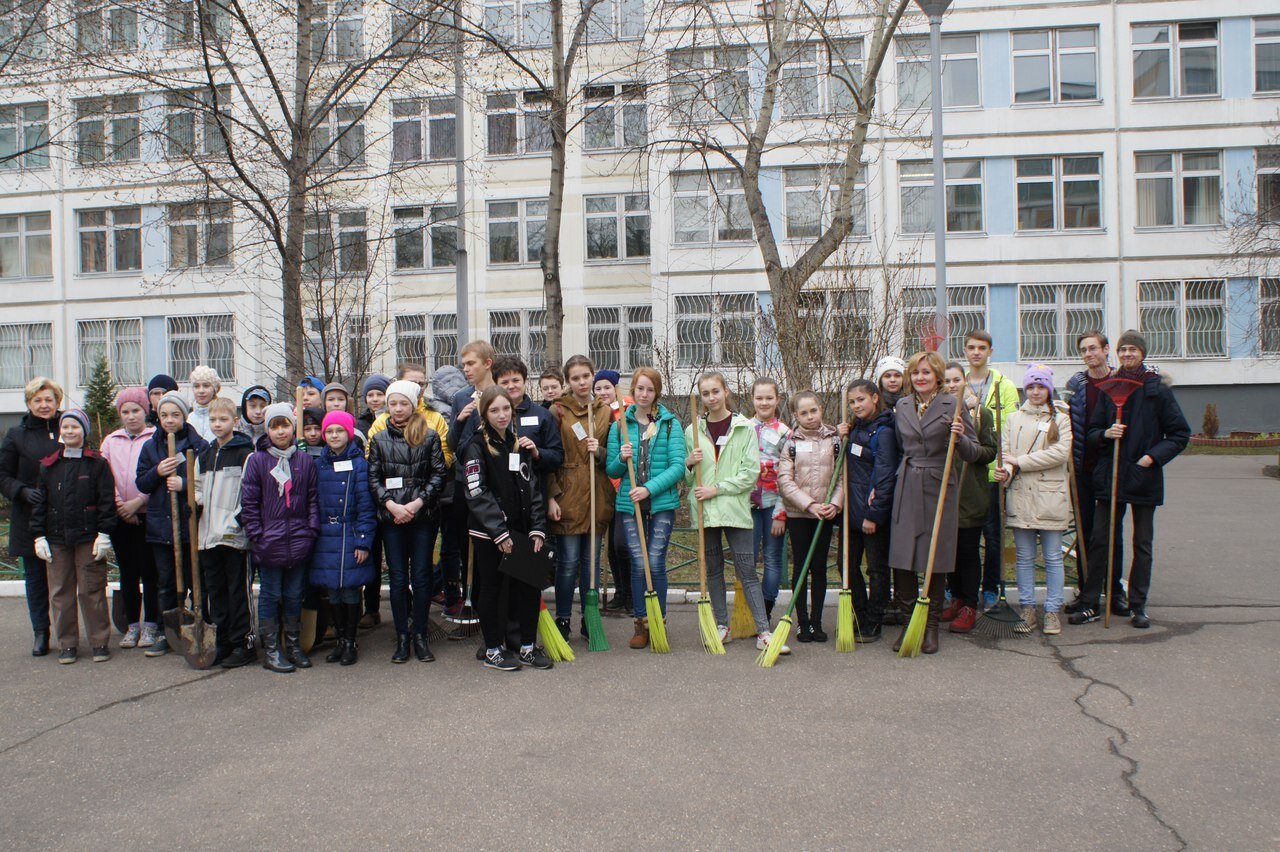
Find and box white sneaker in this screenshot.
[757,630,791,656]
[716,625,730,644]
[137,623,158,648]
[119,624,140,649]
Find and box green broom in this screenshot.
[583,400,609,651]
[899,398,964,658]
[758,433,849,667]
[835,396,857,653]
[691,391,724,655]
[538,598,575,661]
[625,448,669,653]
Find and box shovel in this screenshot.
[161,433,188,651]
[182,450,217,668]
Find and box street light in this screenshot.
[915,0,952,357]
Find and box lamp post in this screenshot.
[916,0,952,357]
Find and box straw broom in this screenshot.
[835,393,857,653]
[690,391,724,655]
[624,439,669,653]
[898,397,965,658]
[583,400,608,651]
[538,597,575,661]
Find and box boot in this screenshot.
[629,617,649,650]
[765,599,775,619]
[922,577,944,655]
[391,633,411,663]
[890,570,918,652]
[260,618,294,673]
[325,620,346,663]
[283,618,312,669]
[341,603,360,665]
[32,629,49,657]
[412,633,435,662]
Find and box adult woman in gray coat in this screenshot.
[889,351,983,654]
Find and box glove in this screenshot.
[33,536,51,562]
[92,532,113,562]
[22,487,44,506]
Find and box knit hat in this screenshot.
[147,373,179,394]
[113,386,150,414]
[321,410,356,440]
[385,379,421,404]
[302,407,324,428]
[1022,363,1055,391]
[297,375,325,393]
[594,369,621,386]
[188,365,221,389]
[60,409,90,437]
[263,402,296,427]
[322,381,351,400]
[1117,329,1147,357]
[361,374,390,397]
[156,392,190,419]
[874,356,907,384]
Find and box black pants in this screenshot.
[843,522,891,626]
[153,542,195,614]
[1084,501,1156,608]
[200,546,251,649]
[788,517,833,628]
[363,531,383,615]
[981,486,1003,594]
[111,521,158,625]
[473,537,538,649]
[953,526,984,607]
[22,555,49,632]
[1074,472,1122,593]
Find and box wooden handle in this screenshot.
[691,391,708,596]
[1066,451,1088,586]
[841,392,850,590]
[625,451,654,590]
[186,450,202,616]
[167,432,184,598]
[588,400,596,592]
[920,399,965,595]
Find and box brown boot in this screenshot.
[891,570,918,652]
[922,575,945,654]
[629,618,649,650]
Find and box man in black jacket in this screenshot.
[1071,330,1190,629]
[492,355,565,493]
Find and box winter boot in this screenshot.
[922,576,945,655]
[283,617,312,669]
[629,617,649,650]
[341,603,360,665]
[391,634,411,663]
[260,618,294,673]
[412,633,435,662]
[32,629,49,657]
[890,570,918,652]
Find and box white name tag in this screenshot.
[571,422,588,440]
[520,416,539,427]
[850,443,864,458]
[334,460,353,472]
[64,447,84,458]
[761,427,779,446]
[715,434,729,447]
[508,453,521,471]
[610,401,620,410]
[385,477,403,490]
[1038,421,1051,433]
[796,440,814,454]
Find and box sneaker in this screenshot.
[92,646,110,662]
[1130,608,1150,629]
[58,648,77,664]
[518,646,554,670]
[810,625,828,643]
[757,631,791,656]
[1015,605,1037,634]
[855,623,882,643]
[483,647,521,671]
[982,592,999,612]
[431,591,446,606]
[1068,607,1100,625]
[716,624,730,644]
[1064,594,1087,615]
[949,605,977,634]
[137,623,158,648]
[796,624,814,643]
[119,624,140,649]
[144,635,171,657]
[220,645,255,668]
[1042,611,1062,635]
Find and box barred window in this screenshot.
[0,103,49,170]
[673,293,756,368]
[1261,278,1280,356]
[77,317,142,385]
[1138,279,1226,358]
[797,290,870,366]
[588,305,652,373]
[394,313,459,373]
[168,314,235,379]
[902,285,987,355]
[489,308,546,372]
[1018,283,1105,360]
[0,321,51,388]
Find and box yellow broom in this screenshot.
[538,598,575,661]
[625,440,669,653]
[898,397,964,658]
[691,391,724,655]
[835,393,857,653]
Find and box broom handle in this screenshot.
[1104,405,1123,629]
[167,432,184,600]
[780,435,850,620]
[588,400,596,593]
[919,400,965,597]
[1066,449,1088,587]
[996,402,1007,596]
[690,392,709,597]
[623,431,655,592]
[186,450,203,619]
[840,394,850,592]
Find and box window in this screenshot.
[586,0,642,42]
[1136,150,1221,228]
[583,84,646,151]
[0,0,50,61]
[392,97,456,162]
[673,293,756,368]
[164,0,230,45]
[389,3,454,56]
[1138,279,1226,358]
[585,193,649,260]
[1257,147,1280,225]
[672,170,751,244]
[168,314,234,379]
[0,321,51,388]
[395,313,458,372]
[168,201,232,269]
[1012,27,1098,103]
[1018,283,1105,360]
[310,0,362,61]
[1016,155,1101,231]
[75,0,137,52]
[486,91,551,156]
[483,0,549,47]
[897,33,980,111]
[586,306,652,373]
[165,87,231,158]
[0,103,48,170]
[1132,21,1218,99]
[311,104,365,168]
[899,159,983,234]
[1261,278,1280,355]
[393,204,457,269]
[902,285,987,355]
[797,290,870,365]
[78,207,142,274]
[0,212,50,278]
[489,309,546,371]
[305,314,369,380]
[77,318,142,385]
[669,47,751,124]
[1258,18,1280,93]
[487,198,545,265]
[779,40,865,116]
[783,165,867,240]
[304,210,367,278]
[76,95,140,164]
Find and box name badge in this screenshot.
[64,447,84,458]
[796,440,814,454]
[385,476,403,490]
[610,401,620,410]
[761,427,779,446]
[520,416,539,427]
[571,422,588,441]
[715,434,729,447]
[1038,421,1051,433]
[508,453,521,472]
[850,443,864,458]
[334,460,353,472]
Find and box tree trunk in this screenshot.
[540,0,567,369]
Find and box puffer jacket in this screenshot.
[750,416,791,517]
[310,442,377,590]
[367,419,446,524]
[605,402,685,516]
[240,435,319,568]
[100,425,155,506]
[548,396,615,534]
[0,411,62,558]
[1087,368,1189,507]
[194,431,254,550]
[31,447,117,546]
[845,410,899,527]
[777,424,845,520]
[957,402,998,528]
[1002,401,1073,531]
[189,402,215,444]
[135,424,209,546]
[683,412,760,530]
[462,424,546,545]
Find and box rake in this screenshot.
[1097,375,1144,628]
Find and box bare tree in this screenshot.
[0,0,57,168]
[1224,132,1280,359]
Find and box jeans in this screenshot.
[554,532,603,619]
[981,486,1003,594]
[22,555,49,632]
[1012,528,1065,612]
[752,506,786,603]
[258,563,305,620]
[382,518,438,636]
[363,532,383,616]
[705,525,768,632]
[620,509,674,619]
[1085,501,1156,608]
[787,517,833,628]
[608,514,632,605]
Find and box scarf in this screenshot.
[267,444,297,502]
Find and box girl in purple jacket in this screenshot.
[241,403,320,674]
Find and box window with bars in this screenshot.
[1257,147,1280,225]
[77,207,142,274]
[489,309,546,371]
[304,210,367,278]
[1136,150,1221,228]
[899,159,983,234]
[486,91,551,156]
[1015,155,1101,231]
[673,170,752,244]
[1138,279,1226,358]
[305,314,370,381]
[76,95,140,164]
[783,165,867,240]
[1258,18,1280,93]
[0,0,50,61]
[168,314,234,379]
[1017,283,1105,361]
[583,84,646,151]
[585,193,649,261]
[393,205,457,269]
[165,86,231,159]
[902,285,987,355]
[673,293,756,368]
[168,201,232,269]
[392,96,456,162]
[585,0,642,42]
[897,33,980,111]
[1011,27,1098,104]
[797,290,870,365]
[310,0,362,61]
[75,0,138,52]
[311,104,365,168]
[587,306,652,373]
[395,313,458,372]
[487,198,546,265]
[0,103,48,170]
[0,212,50,279]
[0,321,51,388]
[1261,278,1280,355]
[483,0,549,47]
[77,318,142,385]
[1132,21,1218,99]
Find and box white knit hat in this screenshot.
[874,356,907,384]
[385,379,422,405]
[263,402,296,427]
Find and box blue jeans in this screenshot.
[554,532,603,619]
[436,521,462,605]
[752,506,786,603]
[620,510,674,619]
[382,519,438,635]
[258,563,305,620]
[1013,528,1064,612]
[23,555,49,632]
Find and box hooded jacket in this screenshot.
[0,411,62,558]
[100,424,156,506]
[135,423,209,546]
[1002,400,1072,531]
[366,418,446,524]
[1087,368,1189,506]
[957,402,999,528]
[605,402,685,516]
[683,412,760,530]
[432,365,469,414]
[310,441,378,590]
[241,434,320,568]
[194,431,255,550]
[845,409,899,528]
[971,368,1021,482]
[547,396,615,534]
[777,423,845,520]
[462,425,546,546]
[237,385,271,442]
[31,447,117,546]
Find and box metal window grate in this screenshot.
[902,285,986,354]
[1019,283,1105,360]
[1261,278,1280,355]
[1138,279,1225,358]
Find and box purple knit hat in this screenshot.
[113,386,151,413]
[1022,363,1054,391]
[61,409,91,437]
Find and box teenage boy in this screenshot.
[357,374,390,436]
[238,385,271,442]
[1071,331,1188,629]
[963,330,1020,610]
[195,398,256,668]
[298,376,325,409]
[538,369,565,409]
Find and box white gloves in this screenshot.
[34,536,51,562]
[92,532,113,562]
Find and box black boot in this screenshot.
[392,633,411,663]
[765,599,775,619]
[341,604,359,665]
[1130,606,1150,629]
[325,603,349,663]
[283,618,312,668]
[412,633,435,662]
[260,618,294,673]
[32,629,49,657]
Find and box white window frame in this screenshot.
[1135,150,1222,229]
[486,90,551,157]
[392,204,457,270]
[1011,27,1099,104]
[584,192,649,262]
[899,158,984,235]
[1257,146,1280,225]
[672,170,752,245]
[0,102,49,170]
[310,0,363,62]
[489,308,547,371]
[582,83,646,152]
[486,198,546,265]
[1132,21,1220,100]
[1017,283,1106,361]
[1138,279,1227,359]
[76,94,140,164]
[391,96,456,162]
[167,201,232,269]
[1257,17,1280,94]
[902,285,987,355]
[585,0,643,43]
[75,0,138,52]
[165,86,231,159]
[669,47,751,124]
[168,313,235,379]
[782,164,868,241]
[0,212,51,279]
[304,209,367,278]
[77,317,143,386]
[896,32,981,111]
[587,305,652,373]
[77,206,142,274]
[0,321,52,388]
[164,0,230,46]
[395,312,458,373]
[673,292,757,368]
[0,1,50,61]
[778,40,865,117]
[1015,155,1102,232]
[310,103,366,168]
[483,0,549,47]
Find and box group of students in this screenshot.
[3,325,1189,670]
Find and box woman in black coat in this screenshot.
[0,377,64,656]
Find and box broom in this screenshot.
[1097,375,1143,628]
[974,395,1024,639]
[835,394,857,653]
[583,400,608,651]
[898,396,964,658]
[1065,447,1089,593]
[690,391,724,655]
[625,444,669,653]
[537,597,575,661]
[758,433,849,667]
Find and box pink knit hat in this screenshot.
[113,386,151,413]
[321,410,356,439]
